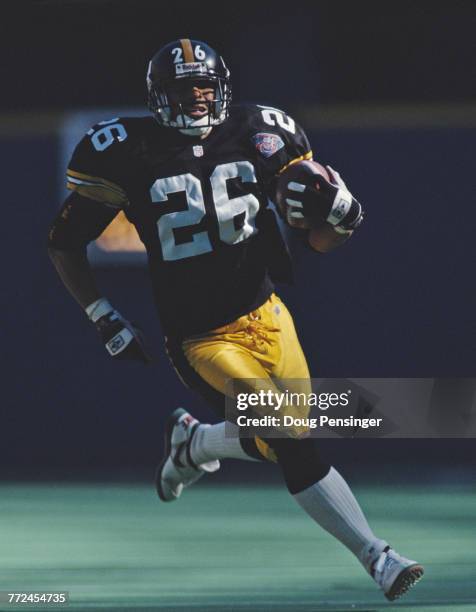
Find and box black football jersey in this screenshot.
[66,104,312,338]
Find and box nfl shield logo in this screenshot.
[193,145,204,157]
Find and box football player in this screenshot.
[48,39,423,601]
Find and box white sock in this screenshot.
[190,422,259,464]
[294,467,387,572]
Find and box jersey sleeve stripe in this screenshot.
[66,173,126,197]
[278,151,313,174]
[66,169,128,207]
[66,181,127,207]
[66,169,127,195]
[180,38,195,62]
[66,169,128,206]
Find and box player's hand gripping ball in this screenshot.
[275,160,363,231]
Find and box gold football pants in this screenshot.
[181,294,312,458]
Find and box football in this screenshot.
[275,159,330,229]
[275,160,352,252]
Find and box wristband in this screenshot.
[327,188,353,226]
[85,297,114,323]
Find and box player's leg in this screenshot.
[156,324,283,501]
[162,295,424,598]
[180,326,286,464]
[244,295,424,600]
[266,434,423,599]
[182,292,313,464]
[170,300,387,582]
[157,291,320,495]
[253,298,388,570]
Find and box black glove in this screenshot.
[86,298,152,363]
[286,165,364,231]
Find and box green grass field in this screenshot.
[1,481,475,611]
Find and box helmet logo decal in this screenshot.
[175,62,207,75]
[252,133,285,158]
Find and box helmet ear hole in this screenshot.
[146,39,232,132]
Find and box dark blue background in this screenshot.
[2,2,475,111]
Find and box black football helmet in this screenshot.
[147,38,231,135]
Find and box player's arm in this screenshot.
[48,192,151,363]
[49,118,152,362]
[47,192,113,307]
[255,106,363,252]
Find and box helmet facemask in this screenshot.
[147,69,231,136]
